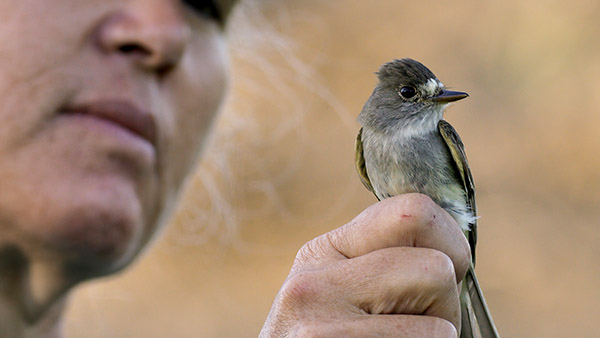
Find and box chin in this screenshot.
[57,203,143,276]
[0,114,165,278]
[39,176,155,277]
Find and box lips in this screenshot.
[61,100,157,146]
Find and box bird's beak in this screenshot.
[430,90,469,103]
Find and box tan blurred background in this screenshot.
[64,0,600,337]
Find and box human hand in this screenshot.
[259,194,471,338]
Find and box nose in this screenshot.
[97,2,191,74]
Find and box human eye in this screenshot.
[181,0,223,23]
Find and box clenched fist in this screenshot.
[260,194,471,338]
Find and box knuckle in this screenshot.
[279,271,321,307]
[402,192,435,208]
[423,250,457,289]
[431,317,458,338]
[296,239,319,262]
[395,193,437,233]
[295,237,327,268]
[296,233,338,264]
[294,324,327,338]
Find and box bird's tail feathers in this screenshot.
[460,266,500,338]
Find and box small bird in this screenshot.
[355,58,499,338]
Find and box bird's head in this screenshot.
[358,58,468,135]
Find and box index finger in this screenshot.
[293,193,471,281]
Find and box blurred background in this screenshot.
[64,0,600,337]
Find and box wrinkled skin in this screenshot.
[0,0,228,275]
[260,194,470,338]
[0,0,231,336]
[0,1,469,337]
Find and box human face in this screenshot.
[0,0,232,275]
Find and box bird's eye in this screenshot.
[399,86,417,99]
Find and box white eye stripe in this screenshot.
[422,78,444,96]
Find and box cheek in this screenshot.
[0,1,116,153]
[163,32,229,192]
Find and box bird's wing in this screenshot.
[438,120,477,259]
[355,128,378,199]
[439,121,500,338]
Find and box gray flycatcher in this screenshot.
[355,58,499,338]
